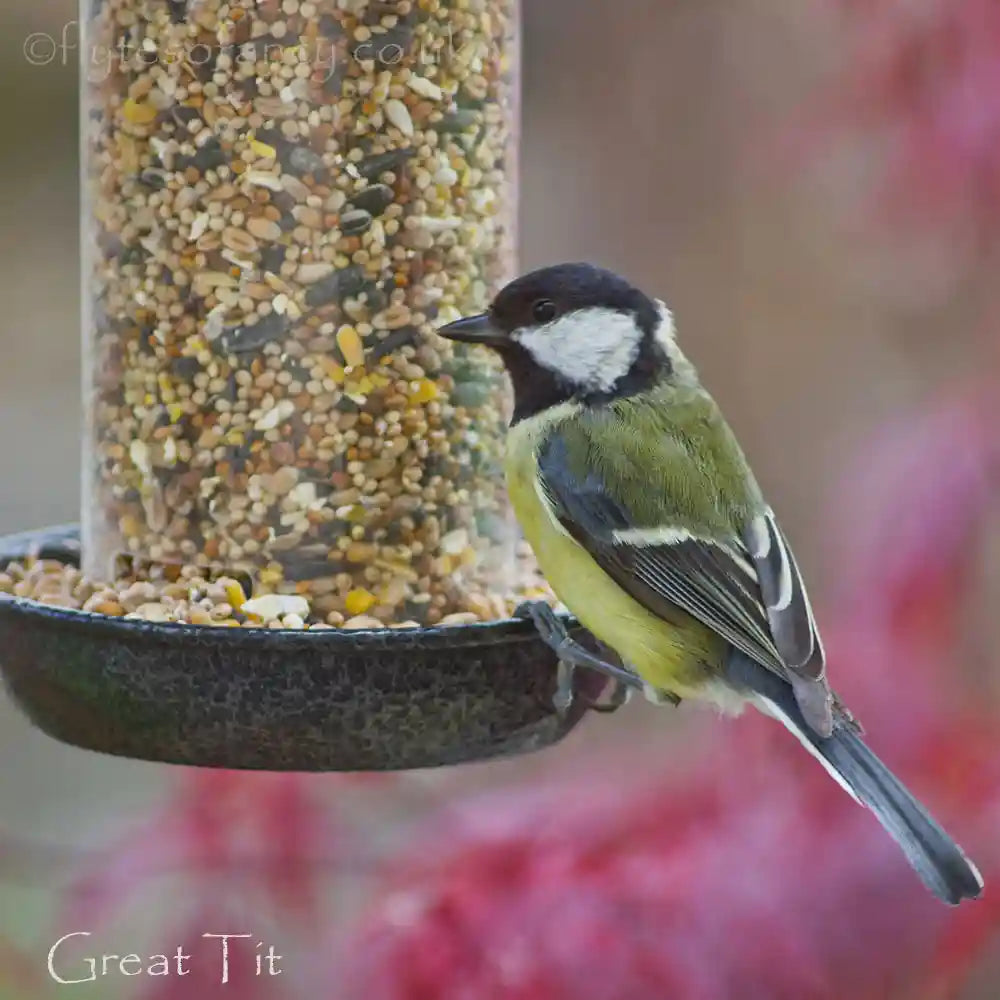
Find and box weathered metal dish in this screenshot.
[0,525,606,771]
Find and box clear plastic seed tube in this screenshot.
[81,0,531,627]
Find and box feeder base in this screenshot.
[0,526,608,771]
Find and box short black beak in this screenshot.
[436,313,506,347]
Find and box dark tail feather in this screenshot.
[726,651,984,905]
[816,720,983,904]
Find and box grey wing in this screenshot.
[537,431,833,736]
[743,509,825,680]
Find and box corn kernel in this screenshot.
[408,378,439,404]
[337,324,366,369]
[123,99,157,125]
[249,137,277,160]
[345,588,377,616]
[222,579,247,611]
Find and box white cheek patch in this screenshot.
[513,308,642,392]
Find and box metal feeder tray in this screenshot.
[0,525,607,771]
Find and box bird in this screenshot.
[437,261,984,906]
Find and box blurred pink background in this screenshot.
[1,1,999,997]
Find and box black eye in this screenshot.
[532,299,556,323]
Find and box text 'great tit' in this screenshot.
[438,261,983,906]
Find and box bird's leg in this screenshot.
[514,601,645,715]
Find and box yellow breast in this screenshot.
[504,413,726,699]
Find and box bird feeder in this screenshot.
[0,0,609,770]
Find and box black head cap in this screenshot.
[490,262,660,339]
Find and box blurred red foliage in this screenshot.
[51,772,361,1000]
[822,0,1000,235]
[61,772,340,933]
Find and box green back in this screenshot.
[557,381,764,538]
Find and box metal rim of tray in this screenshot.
[0,524,607,772]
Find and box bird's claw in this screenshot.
[513,599,538,621]
[553,659,575,715]
[514,600,567,646]
[516,603,578,714]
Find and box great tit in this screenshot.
[438,261,983,905]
